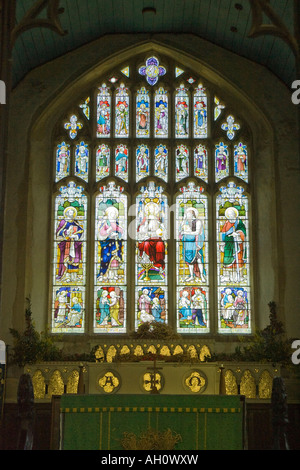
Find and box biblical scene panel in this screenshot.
[177,286,209,333]
[216,182,251,333]
[135,286,167,329]
[94,286,126,333]
[52,182,87,333]
[176,182,209,333]
[94,182,127,333]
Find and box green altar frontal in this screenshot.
[60,394,245,450]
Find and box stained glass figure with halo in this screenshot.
[155,87,168,138]
[97,84,111,137]
[175,84,189,138]
[96,144,110,181]
[75,142,89,182]
[193,84,207,138]
[115,83,129,137]
[55,142,70,182]
[154,144,168,182]
[136,87,150,137]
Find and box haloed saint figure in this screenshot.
[56,206,84,283]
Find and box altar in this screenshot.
[59,393,245,450]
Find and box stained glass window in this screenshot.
[176,182,209,333]
[216,182,251,334]
[94,182,127,333]
[52,182,87,333]
[51,54,252,337]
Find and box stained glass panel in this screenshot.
[154,144,168,181]
[52,182,87,333]
[193,84,207,138]
[115,144,128,181]
[216,182,251,333]
[176,145,189,181]
[64,115,83,139]
[214,96,225,121]
[115,83,129,137]
[215,142,229,182]
[136,145,150,181]
[221,115,240,140]
[135,182,168,285]
[136,286,167,328]
[136,87,150,137]
[55,142,70,182]
[79,97,90,120]
[96,144,110,181]
[75,141,89,182]
[94,182,127,333]
[175,84,189,138]
[176,182,209,333]
[194,144,208,182]
[234,142,248,182]
[154,87,168,138]
[97,84,111,138]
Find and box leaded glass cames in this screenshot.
[52,56,251,335]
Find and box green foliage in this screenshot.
[9,298,62,366]
[240,302,291,364]
[130,321,180,340]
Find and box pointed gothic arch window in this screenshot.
[51,53,252,336]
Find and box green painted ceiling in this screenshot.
[12,0,297,88]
